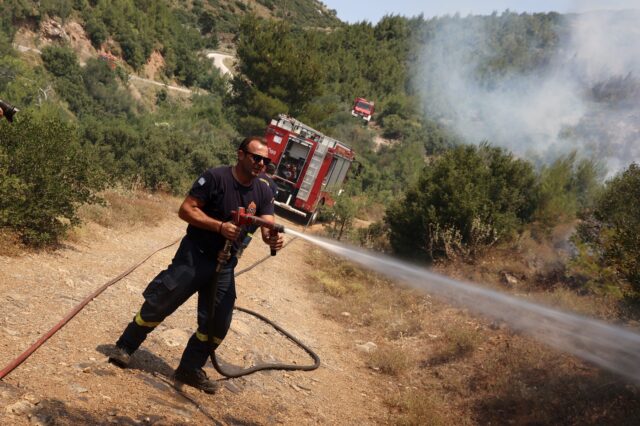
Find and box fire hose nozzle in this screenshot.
[232,208,285,256]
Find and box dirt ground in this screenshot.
[0,215,389,425]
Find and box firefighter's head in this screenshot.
[238,136,270,178]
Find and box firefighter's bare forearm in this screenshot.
[179,199,220,231]
[178,196,239,240]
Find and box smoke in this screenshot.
[416,7,640,175]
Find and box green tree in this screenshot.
[233,17,325,117]
[0,110,104,245]
[385,143,537,261]
[572,163,640,294]
[41,45,83,80]
[84,15,109,47]
[324,184,362,241]
[533,153,603,234]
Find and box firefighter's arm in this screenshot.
[259,214,284,251]
[178,195,240,240]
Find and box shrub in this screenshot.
[324,188,362,241]
[357,220,390,251]
[40,0,74,20]
[0,110,104,246]
[381,113,406,139]
[385,143,537,261]
[533,153,603,235]
[84,16,108,47]
[367,345,412,376]
[41,45,83,80]
[571,163,640,294]
[118,32,145,70]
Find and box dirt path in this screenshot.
[0,216,387,424]
[206,52,234,77]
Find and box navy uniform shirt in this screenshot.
[258,173,278,199]
[187,166,275,256]
[239,173,278,246]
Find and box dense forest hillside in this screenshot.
[1,2,639,303]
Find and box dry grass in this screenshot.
[531,287,621,320]
[427,324,482,367]
[306,246,640,424]
[366,344,413,376]
[0,228,24,257]
[1,187,181,257]
[309,269,365,298]
[67,187,180,244]
[75,187,179,231]
[388,388,455,426]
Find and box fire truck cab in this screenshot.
[351,97,375,122]
[265,115,356,224]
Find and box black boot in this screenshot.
[110,319,154,368]
[174,367,219,394]
[108,345,132,368]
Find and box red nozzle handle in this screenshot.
[270,224,284,256]
[232,208,284,255]
[270,228,278,257]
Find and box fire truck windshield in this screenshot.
[356,101,371,111]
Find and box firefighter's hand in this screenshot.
[267,231,284,252]
[219,221,240,241]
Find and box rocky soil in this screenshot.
[0,215,388,425]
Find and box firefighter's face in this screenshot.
[239,140,269,177]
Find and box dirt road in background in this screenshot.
[0,214,388,425]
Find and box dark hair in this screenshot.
[238,136,267,152]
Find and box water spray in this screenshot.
[283,228,640,384]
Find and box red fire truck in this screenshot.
[351,97,375,122]
[264,114,356,224]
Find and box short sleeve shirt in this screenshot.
[187,166,275,255]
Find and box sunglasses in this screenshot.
[243,150,271,166]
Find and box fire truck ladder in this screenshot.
[297,142,328,202]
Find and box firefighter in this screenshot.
[108,136,284,394]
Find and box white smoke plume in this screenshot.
[416,6,640,175]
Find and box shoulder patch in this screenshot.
[247,201,257,215]
[198,177,206,186]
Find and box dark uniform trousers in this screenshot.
[116,236,237,370]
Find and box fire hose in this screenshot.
[0,212,319,381]
[0,239,180,380]
[208,208,319,377]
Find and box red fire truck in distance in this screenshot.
[265,114,356,224]
[351,97,375,122]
